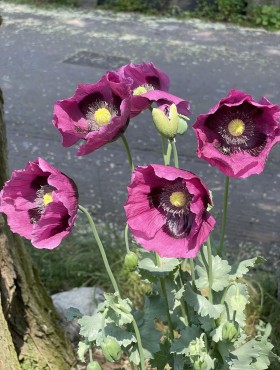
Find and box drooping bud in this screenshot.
[124,251,139,271]
[86,361,102,370]
[101,337,122,362]
[152,104,179,139]
[193,359,208,370]
[222,322,240,342]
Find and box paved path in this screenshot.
[0,3,280,266]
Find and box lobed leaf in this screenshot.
[78,313,103,342]
[196,254,231,292]
[229,256,264,280]
[184,284,225,319]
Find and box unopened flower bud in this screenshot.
[101,337,122,362]
[124,251,138,271]
[177,114,189,135]
[188,337,205,357]
[193,359,208,370]
[86,361,102,370]
[152,104,179,139]
[222,322,240,342]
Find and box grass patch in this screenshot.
[26,221,149,308]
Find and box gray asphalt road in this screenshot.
[0,3,280,266]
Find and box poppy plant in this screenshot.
[116,62,190,118]
[124,164,215,258]
[53,72,131,156]
[193,89,280,178]
[0,158,78,249]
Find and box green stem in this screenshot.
[161,135,172,165]
[161,134,167,165]
[207,238,213,304]
[89,347,93,363]
[207,238,216,328]
[178,269,189,326]
[78,205,146,370]
[166,140,172,166]
[129,359,135,370]
[132,319,146,370]
[121,134,134,172]
[124,223,130,253]
[189,258,197,291]
[171,139,179,168]
[218,176,229,256]
[156,254,174,340]
[79,205,119,294]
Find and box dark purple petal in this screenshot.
[0,158,78,249]
[193,89,280,178]
[117,62,170,91]
[124,164,215,258]
[53,72,132,156]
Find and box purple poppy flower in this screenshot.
[124,164,215,258]
[0,158,78,249]
[193,90,280,178]
[53,72,131,156]
[116,62,190,118]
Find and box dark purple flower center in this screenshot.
[149,181,194,238]
[205,103,266,156]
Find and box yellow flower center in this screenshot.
[228,119,245,137]
[133,86,148,96]
[43,192,53,206]
[170,191,187,207]
[94,108,112,126]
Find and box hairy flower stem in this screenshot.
[207,238,216,329]
[124,223,130,253]
[78,205,146,370]
[121,134,134,172]
[189,259,197,291]
[207,238,213,304]
[89,347,93,363]
[161,135,172,165]
[131,320,146,369]
[171,139,179,168]
[218,176,229,256]
[156,254,174,340]
[178,269,189,326]
[79,205,119,293]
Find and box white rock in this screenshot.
[52,287,104,342]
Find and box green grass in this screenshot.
[25,222,126,293]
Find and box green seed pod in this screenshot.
[222,321,240,342]
[101,337,122,362]
[124,251,138,271]
[86,361,102,370]
[152,104,179,139]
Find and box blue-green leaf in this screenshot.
[196,253,231,292]
[184,284,225,319]
[78,313,103,342]
[230,257,264,280]
[66,306,82,321]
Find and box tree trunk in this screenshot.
[0,87,76,369]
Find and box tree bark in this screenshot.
[0,87,76,369]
